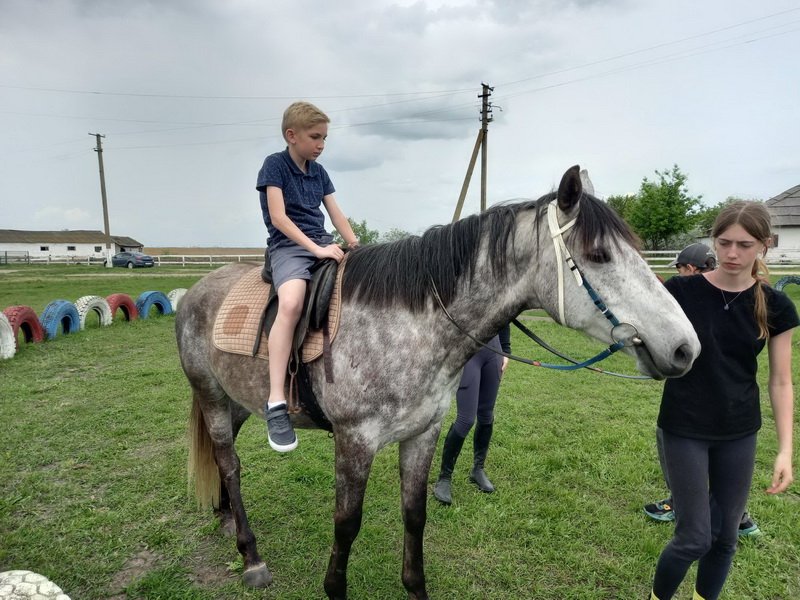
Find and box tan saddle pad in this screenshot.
[212,263,344,363]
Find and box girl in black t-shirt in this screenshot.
[649,202,798,600]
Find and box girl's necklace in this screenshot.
[720,289,745,310]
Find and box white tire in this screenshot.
[0,312,15,360]
[167,288,188,312]
[74,295,113,329]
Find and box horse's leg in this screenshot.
[215,403,251,537]
[203,400,272,588]
[398,424,440,600]
[323,433,377,600]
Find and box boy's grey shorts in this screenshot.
[268,239,333,290]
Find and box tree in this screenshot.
[627,165,702,250]
[380,228,412,242]
[333,218,380,246]
[606,193,639,222]
[694,197,759,235]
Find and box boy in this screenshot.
[256,101,358,452]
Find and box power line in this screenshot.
[496,7,800,89]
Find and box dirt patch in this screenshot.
[186,539,237,587]
[107,548,161,598]
[106,542,235,598]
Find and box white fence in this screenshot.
[153,254,263,267]
[11,251,800,271]
[643,250,800,271]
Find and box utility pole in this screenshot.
[89,133,113,268]
[452,83,493,222]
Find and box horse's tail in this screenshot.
[187,391,220,510]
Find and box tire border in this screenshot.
[74,295,113,329]
[40,299,81,340]
[0,312,15,359]
[774,275,800,292]
[135,291,173,319]
[167,288,188,312]
[106,293,139,322]
[2,305,45,349]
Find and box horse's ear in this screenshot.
[557,165,582,212]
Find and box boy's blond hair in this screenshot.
[282,101,330,142]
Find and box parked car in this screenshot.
[111,251,155,269]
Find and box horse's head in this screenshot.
[529,165,700,379]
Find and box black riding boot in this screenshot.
[433,425,467,505]
[469,422,495,493]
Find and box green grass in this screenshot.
[1,265,799,599]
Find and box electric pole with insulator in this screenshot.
[453,83,493,222]
[89,133,113,268]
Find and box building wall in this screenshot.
[0,242,121,258]
[771,226,800,261]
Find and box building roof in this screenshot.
[0,229,143,246]
[766,184,800,227]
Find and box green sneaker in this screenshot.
[644,498,675,522]
[738,512,763,538]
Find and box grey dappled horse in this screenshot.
[176,166,700,599]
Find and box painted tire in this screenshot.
[167,288,188,312]
[40,300,81,340]
[0,312,16,359]
[2,305,45,349]
[774,275,800,292]
[74,295,113,329]
[135,291,173,319]
[106,293,139,322]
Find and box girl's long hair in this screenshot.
[711,201,772,339]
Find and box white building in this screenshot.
[766,184,800,263]
[0,230,143,261]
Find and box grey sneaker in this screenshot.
[265,403,298,452]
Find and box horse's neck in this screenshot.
[445,253,532,345]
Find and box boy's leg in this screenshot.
[265,278,307,452]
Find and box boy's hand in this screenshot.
[315,244,345,262]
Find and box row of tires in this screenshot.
[0,288,187,361]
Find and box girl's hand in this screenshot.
[766,452,793,494]
[501,357,509,375]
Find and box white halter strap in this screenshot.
[547,200,582,325]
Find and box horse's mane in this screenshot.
[342,192,639,312]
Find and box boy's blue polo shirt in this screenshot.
[256,148,335,250]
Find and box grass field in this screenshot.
[1,264,799,599]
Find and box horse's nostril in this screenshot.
[673,342,693,369]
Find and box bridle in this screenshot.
[431,199,649,379]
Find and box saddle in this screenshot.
[212,255,347,431]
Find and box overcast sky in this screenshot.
[1,0,798,247]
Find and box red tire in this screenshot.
[105,293,139,322]
[2,305,45,349]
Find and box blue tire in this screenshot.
[40,299,81,340]
[775,275,800,292]
[135,291,173,319]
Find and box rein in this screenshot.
[431,200,650,379]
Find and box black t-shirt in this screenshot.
[657,275,799,440]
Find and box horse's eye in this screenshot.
[587,248,610,263]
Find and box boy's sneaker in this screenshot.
[644,498,675,522]
[738,512,763,538]
[265,403,298,452]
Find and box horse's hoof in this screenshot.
[243,563,273,588]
